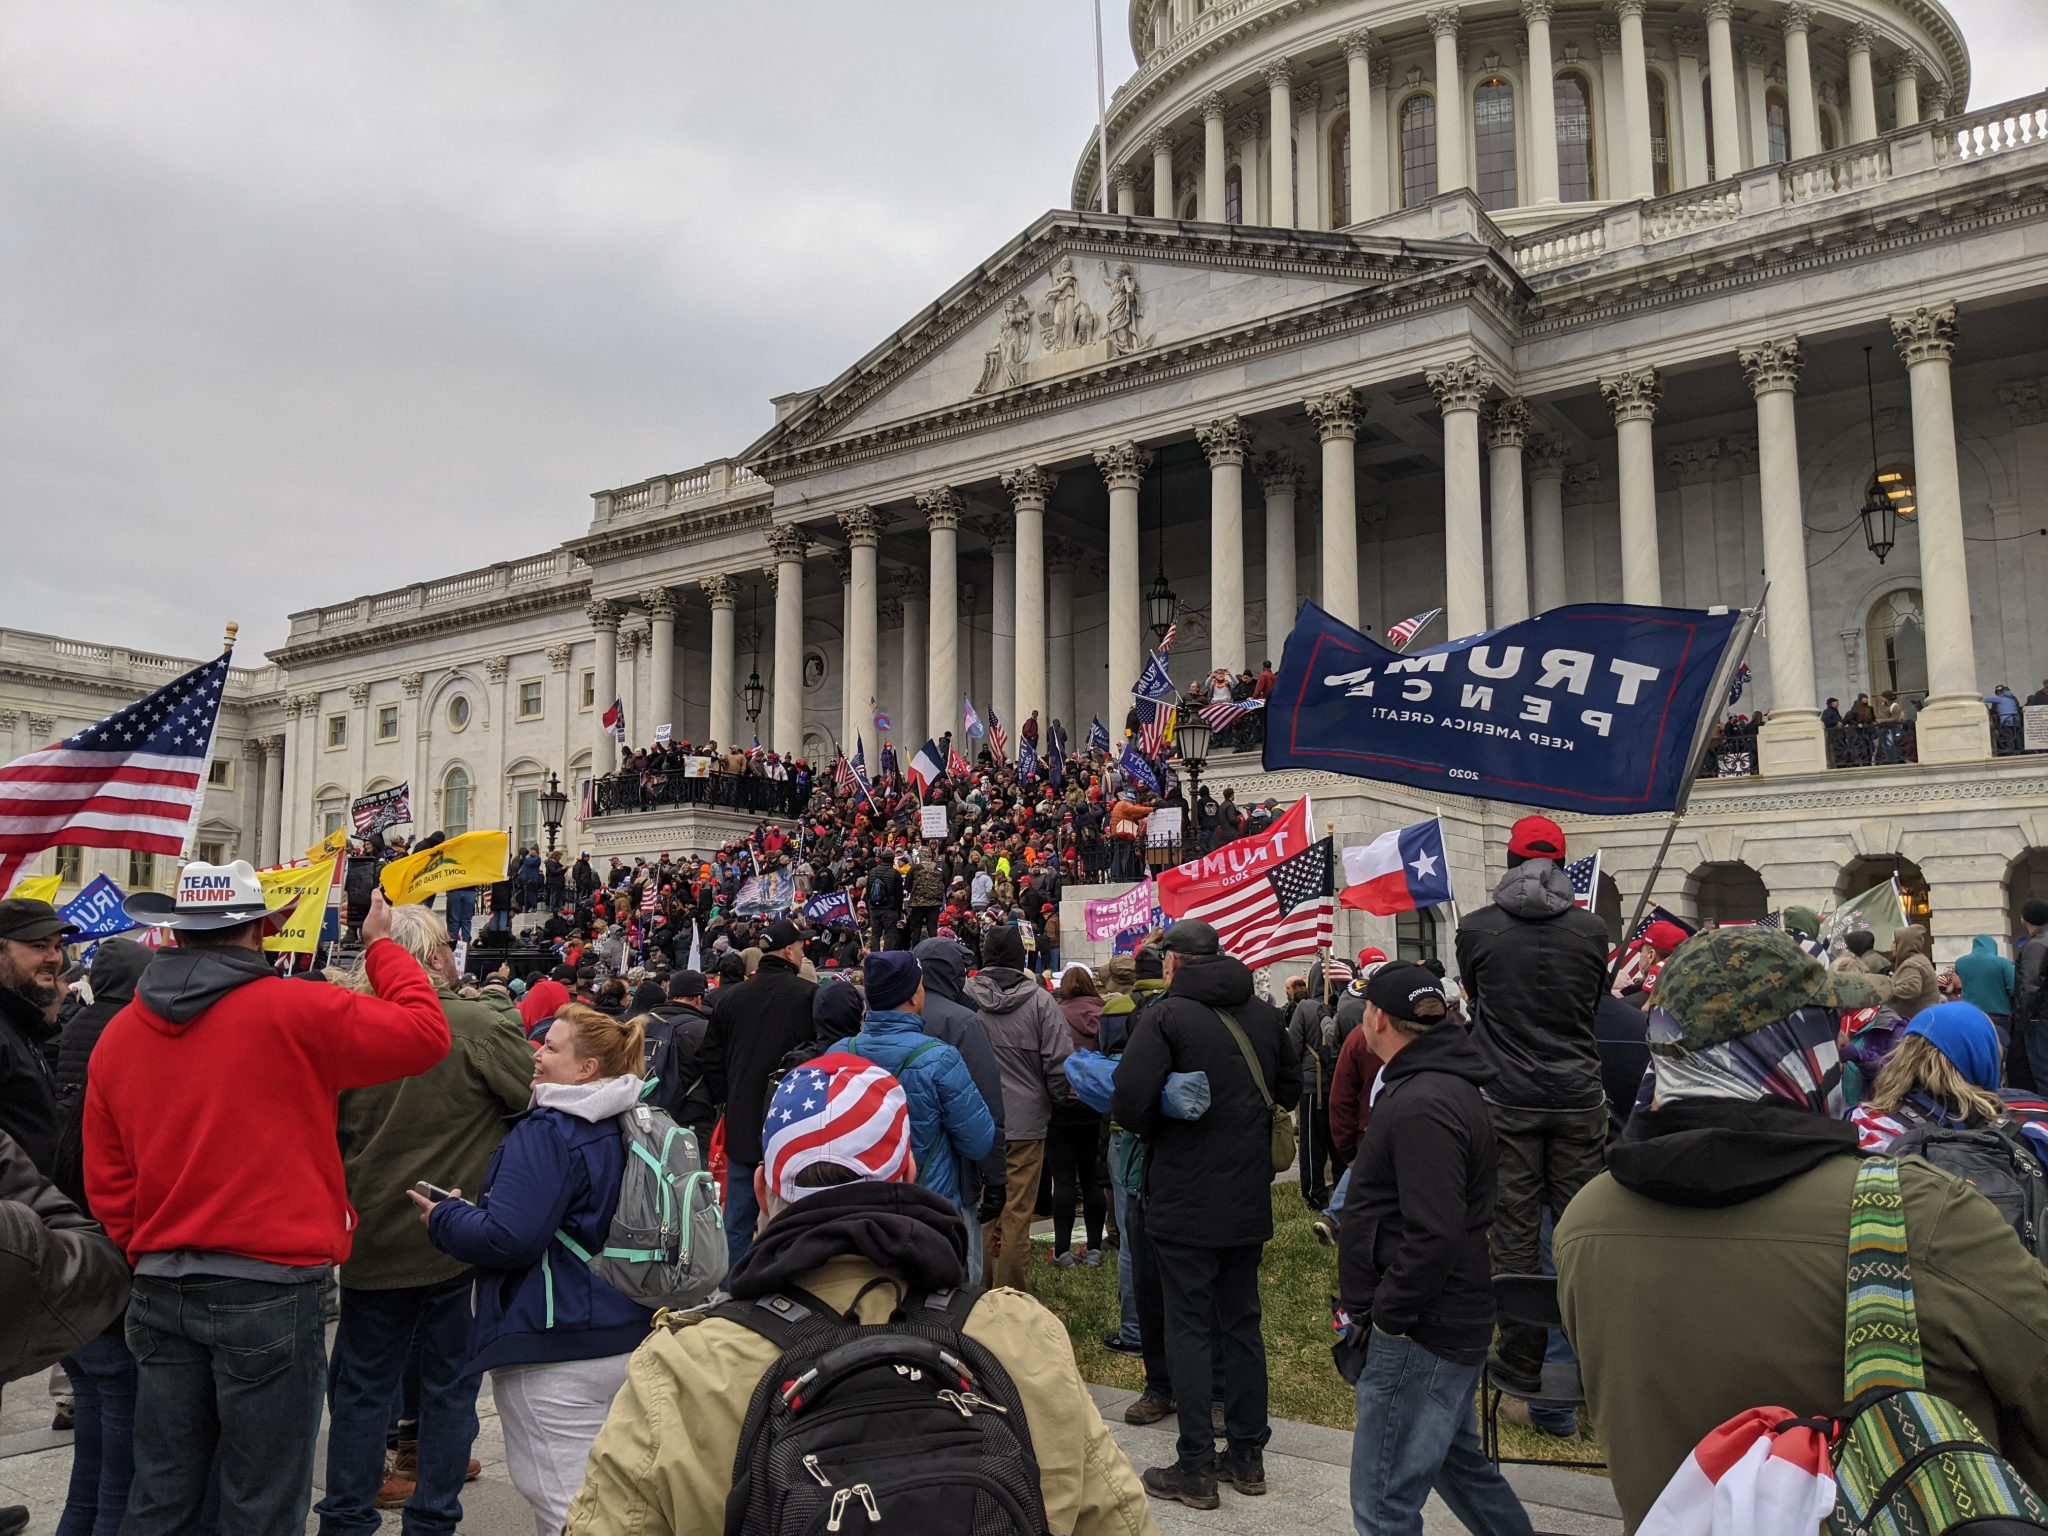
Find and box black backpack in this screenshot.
[715,1283,1047,1535]
[1890,1120,2048,1262]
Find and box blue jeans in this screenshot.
[1350,1331,1536,1536]
[56,1329,137,1536]
[443,891,475,943]
[314,1275,481,1535]
[1526,1210,1579,1437]
[123,1271,329,1536]
[960,1207,984,1288]
[725,1159,761,1278]
[1108,1144,1139,1345]
[1327,1165,1352,1223]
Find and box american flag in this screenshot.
[832,754,858,799]
[947,744,973,780]
[640,880,657,915]
[1385,609,1443,652]
[1199,697,1265,732]
[1630,904,1696,945]
[1135,696,1175,758]
[1158,621,1178,654]
[1562,850,1602,911]
[987,711,1009,765]
[1179,837,1335,972]
[1323,955,1355,988]
[0,652,231,896]
[1754,911,1784,931]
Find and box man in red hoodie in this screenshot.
[86,862,449,1536]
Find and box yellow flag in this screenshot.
[260,856,338,955]
[380,830,509,907]
[12,874,62,905]
[304,829,348,864]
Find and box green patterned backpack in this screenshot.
[1827,1158,2048,1535]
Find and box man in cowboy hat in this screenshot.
[85,863,452,1536]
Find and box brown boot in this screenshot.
[1124,1391,1176,1426]
[374,1474,416,1510]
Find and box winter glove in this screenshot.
[1162,1070,1211,1120]
[976,1184,1007,1225]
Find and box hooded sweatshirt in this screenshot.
[1954,934,2017,1018]
[964,967,1074,1140]
[1453,859,1611,1112]
[911,938,1007,1190]
[52,938,152,1211]
[1886,923,1940,1020]
[85,937,449,1273]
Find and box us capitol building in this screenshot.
[7,0,2048,963]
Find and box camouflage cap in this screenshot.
[1650,925,1881,1052]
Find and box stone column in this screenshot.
[702,574,738,749]
[1196,418,1249,674]
[641,587,676,735]
[239,738,264,862]
[1095,443,1152,730]
[1599,26,1630,183]
[1617,0,1654,198]
[1893,303,1989,762]
[1232,111,1263,224]
[1202,94,1228,220]
[1742,38,1773,168]
[1003,465,1055,738]
[399,674,424,844]
[766,527,808,755]
[587,598,620,768]
[1486,398,1532,627]
[1601,368,1665,606]
[899,574,927,751]
[1527,435,1568,614]
[1890,53,1923,129]
[1305,388,1360,627]
[1368,57,1392,217]
[918,488,963,743]
[1048,540,1080,734]
[1258,451,1304,657]
[958,584,979,728]
[1674,28,1707,189]
[1923,79,1950,122]
[1293,82,1324,230]
[1705,1,1743,178]
[1845,24,1878,142]
[1265,62,1295,226]
[1782,2,1820,160]
[1150,130,1175,218]
[615,627,643,746]
[1344,32,1374,222]
[983,516,1016,734]
[832,551,854,748]
[261,734,286,864]
[1522,4,1560,203]
[1428,10,1467,194]
[1740,339,1827,773]
[1113,167,1137,216]
[1428,359,1494,639]
[840,509,882,758]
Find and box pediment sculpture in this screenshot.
[972,257,1150,397]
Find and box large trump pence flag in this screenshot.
[1264,602,1744,816]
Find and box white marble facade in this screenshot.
[7,0,2048,958]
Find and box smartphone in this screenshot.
[412,1181,454,1203]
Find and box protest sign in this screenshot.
[350,784,411,836]
[919,804,949,840]
[1146,806,1183,847]
[2026,705,2048,752]
[654,723,672,743]
[1084,880,1156,943]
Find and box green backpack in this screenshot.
[1827,1158,2048,1535]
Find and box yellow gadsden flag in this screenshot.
[380,830,508,907]
[13,874,63,905]
[304,829,348,864]
[260,855,339,955]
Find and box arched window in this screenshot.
[1819,105,1839,151]
[1329,113,1352,225]
[1395,907,1439,962]
[1648,71,1673,195]
[1870,461,1917,519]
[1177,189,1198,219]
[1474,76,1517,210]
[1224,162,1243,223]
[1401,93,1439,207]
[443,766,471,838]
[1555,73,1596,200]
[1767,88,1791,164]
[1866,589,1928,704]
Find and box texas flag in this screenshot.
[1340,817,1456,915]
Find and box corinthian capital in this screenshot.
[1340,29,1374,60]
[1262,59,1294,91]
[1305,386,1359,441]
[1843,22,1875,52]
[701,573,739,610]
[1426,7,1460,40]
[639,587,677,620]
[1292,81,1322,114]
[764,524,811,562]
[1614,0,1648,20]
[1485,397,1532,449]
[917,486,965,531]
[837,506,884,548]
[1780,1,1813,35]
[1427,357,1498,414]
[1519,0,1555,23]
[1600,367,1663,424]
[1094,441,1153,490]
[1000,465,1059,507]
[1738,337,1805,395]
[1256,449,1306,496]
[1147,128,1175,158]
[585,598,621,631]
[1201,91,1228,121]
[1195,416,1250,467]
[1891,303,1959,366]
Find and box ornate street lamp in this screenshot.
[538,772,568,857]
[743,584,766,724]
[1147,467,1177,642]
[1859,347,1897,565]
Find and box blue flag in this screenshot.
[1133,651,1175,703]
[1046,722,1067,788]
[59,874,134,939]
[962,697,986,739]
[1017,737,1040,780]
[1118,744,1161,795]
[1088,717,1112,755]
[803,890,857,928]
[1265,600,1745,816]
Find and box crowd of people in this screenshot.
[9,742,2048,1536]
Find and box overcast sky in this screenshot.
[4,2,2042,664]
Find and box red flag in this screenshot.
[1156,797,1312,919]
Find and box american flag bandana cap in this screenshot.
[762,1052,911,1203]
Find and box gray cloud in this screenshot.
[2,1,2037,660]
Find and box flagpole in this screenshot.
[181,621,238,864]
[1093,0,1113,215]
[1431,810,1462,934]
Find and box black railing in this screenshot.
[1698,722,1761,779]
[1826,723,1918,768]
[1209,710,1267,755]
[592,766,809,818]
[1994,718,2030,757]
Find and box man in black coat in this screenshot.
[1339,963,1535,1535]
[642,970,715,1143]
[913,936,1008,1280]
[698,918,820,1274]
[1451,814,1610,1397]
[1112,919,1300,1510]
[0,898,76,1175]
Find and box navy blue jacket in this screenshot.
[428,1077,652,1373]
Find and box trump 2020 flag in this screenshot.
[1340,818,1455,916]
[1265,600,1745,816]
[1118,744,1160,795]
[1087,717,1112,755]
[804,890,856,927]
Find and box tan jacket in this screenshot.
[1886,924,1940,1019]
[565,1253,1158,1536]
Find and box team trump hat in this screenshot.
[122,859,298,932]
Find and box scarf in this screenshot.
[728,1180,967,1300]
[1642,1004,1844,1118]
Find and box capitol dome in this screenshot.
[1074,0,1970,232]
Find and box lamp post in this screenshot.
[743,666,765,726]
[1858,346,1898,564]
[1173,711,1213,853]
[538,772,568,858]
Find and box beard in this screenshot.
[0,963,60,1012]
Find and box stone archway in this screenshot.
[1689,862,1770,926]
[2006,849,2048,944]
[1837,853,1931,932]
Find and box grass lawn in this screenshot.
[1028,1185,1608,1469]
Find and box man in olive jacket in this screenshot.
[1558,927,2048,1529]
[319,905,535,1535]
[1112,919,1300,1510]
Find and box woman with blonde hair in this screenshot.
[415,1002,651,1534]
[1851,1001,2045,1159]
